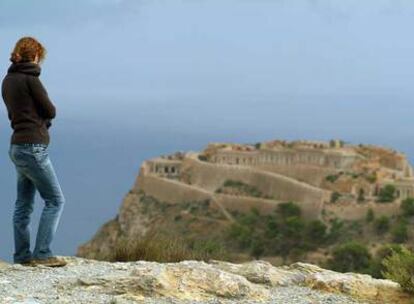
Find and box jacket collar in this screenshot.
[7,62,41,76]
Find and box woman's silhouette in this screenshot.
[1,37,66,267]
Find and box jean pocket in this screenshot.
[10,148,30,168]
[31,146,48,163]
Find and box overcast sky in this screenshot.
[1,0,414,118]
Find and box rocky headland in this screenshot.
[78,139,414,262]
[0,256,411,304]
[70,139,414,303]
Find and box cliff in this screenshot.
[0,256,410,304]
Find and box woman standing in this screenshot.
[1,37,67,267]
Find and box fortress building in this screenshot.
[138,139,414,221]
[210,147,363,170]
[143,158,182,179]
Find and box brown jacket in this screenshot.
[1,62,56,145]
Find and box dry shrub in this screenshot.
[105,231,230,263]
[382,246,414,294]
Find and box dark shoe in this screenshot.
[16,260,37,267]
[32,256,67,267]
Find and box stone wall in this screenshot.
[182,157,329,215]
[254,164,337,187]
[211,149,363,170]
[213,194,322,219]
[136,174,211,204]
[324,201,401,221]
[136,158,328,220]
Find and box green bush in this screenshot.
[330,191,341,203]
[377,185,396,203]
[365,174,377,184]
[326,218,345,244]
[305,220,327,247]
[382,246,414,294]
[367,244,403,279]
[239,207,260,226]
[276,216,306,258]
[357,188,365,203]
[198,154,208,161]
[349,220,363,235]
[326,174,339,183]
[328,241,372,273]
[264,216,278,238]
[278,202,301,218]
[374,216,390,235]
[219,180,264,198]
[190,238,228,257]
[401,197,414,217]
[228,207,262,250]
[227,203,335,261]
[366,208,375,223]
[250,237,265,259]
[228,202,310,260]
[283,216,305,239]
[228,223,254,249]
[391,220,409,243]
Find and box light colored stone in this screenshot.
[71,259,270,301]
[291,262,412,304]
[209,259,305,286]
[0,256,410,303]
[210,260,412,304]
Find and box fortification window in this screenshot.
[171,167,176,174]
[164,167,169,173]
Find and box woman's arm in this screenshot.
[27,76,56,119]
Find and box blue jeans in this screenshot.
[8,143,65,263]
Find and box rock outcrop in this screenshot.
[0,256,410,304]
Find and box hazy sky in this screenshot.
[1,1,414,113]
[0,0,414,261]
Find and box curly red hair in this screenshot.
[10,37,47,64]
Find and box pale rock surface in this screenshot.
[207,260,412,304]
[0,256,410,304]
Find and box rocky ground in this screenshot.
[0,256,410,304]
